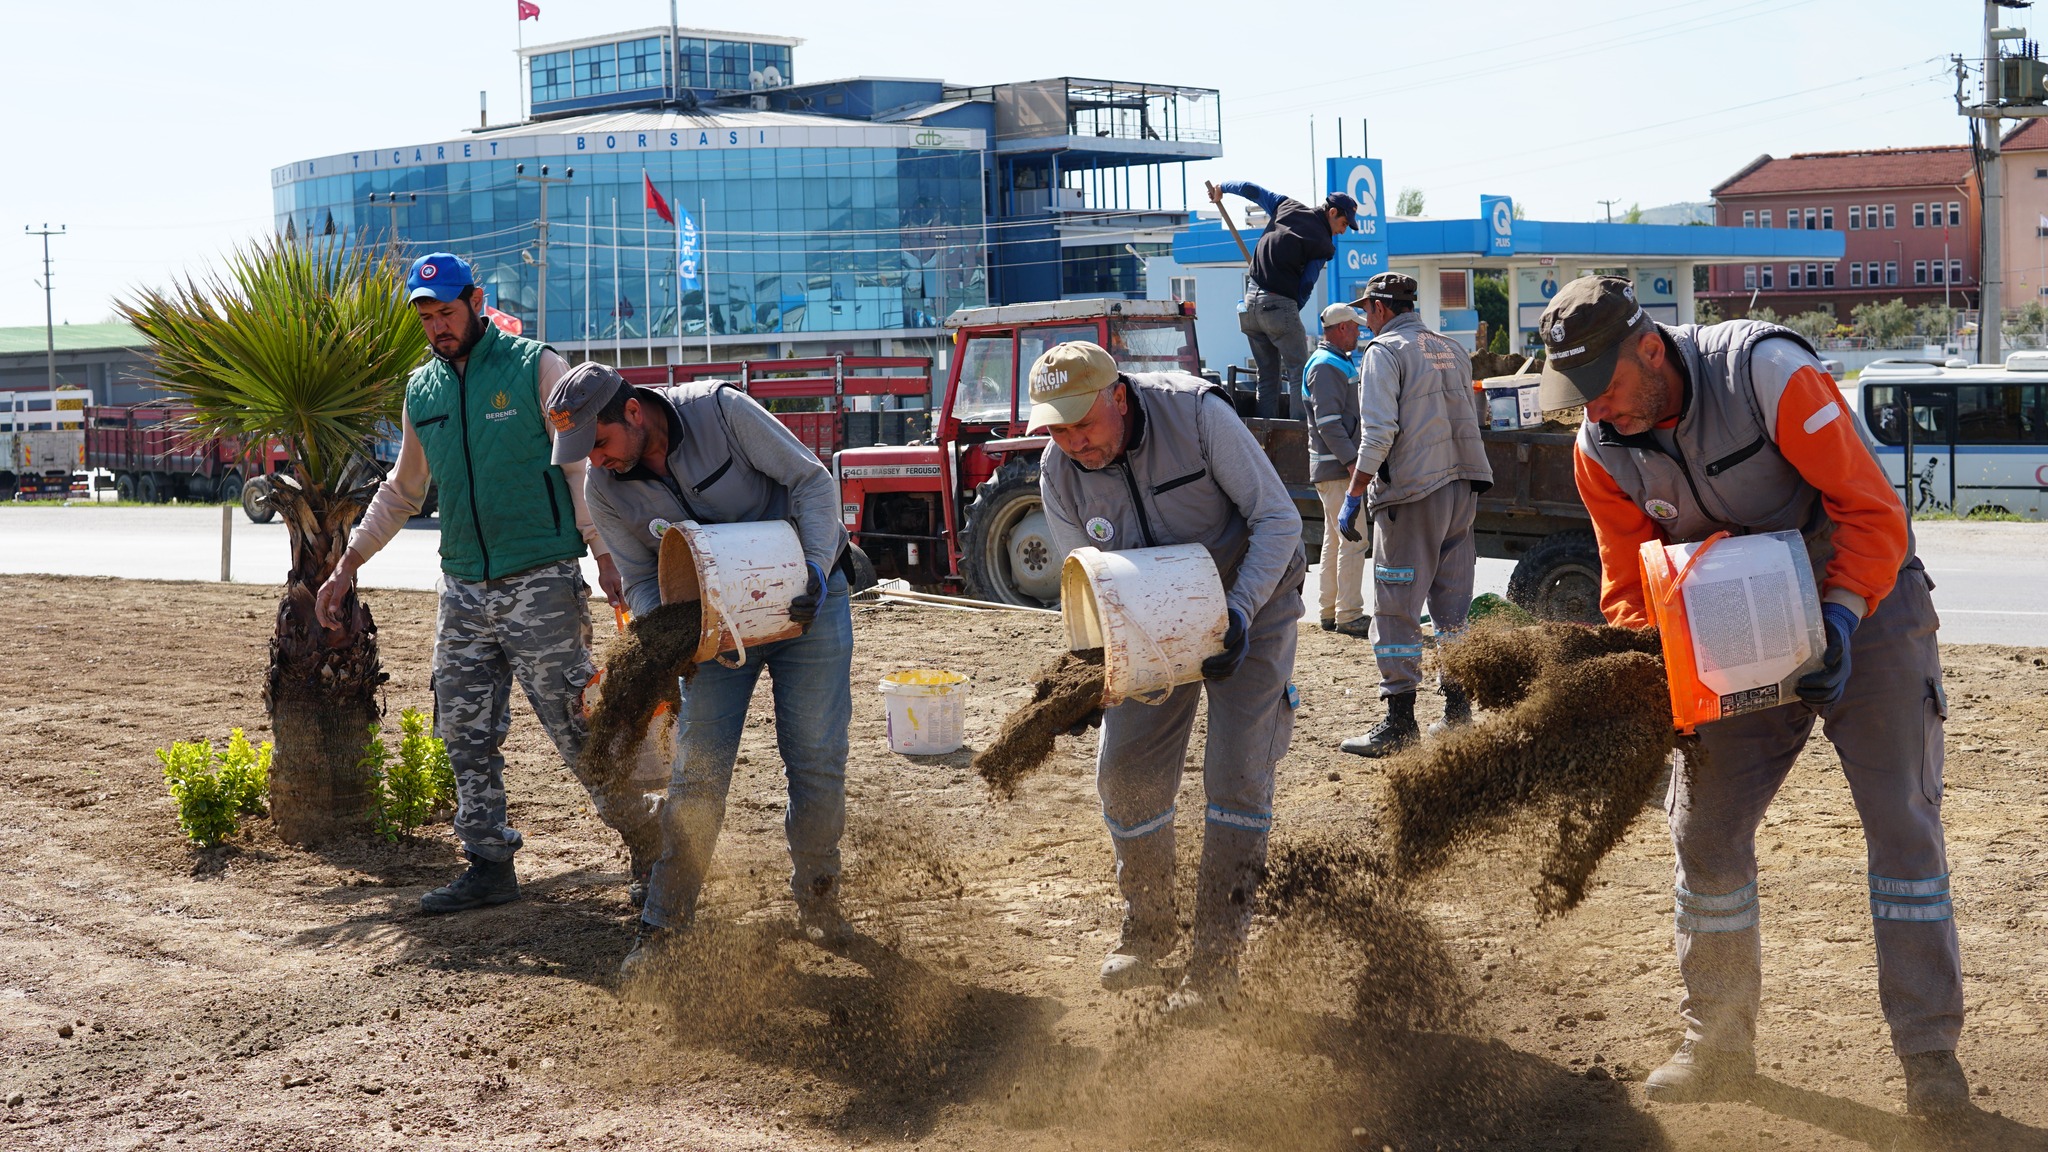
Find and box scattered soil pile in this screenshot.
[581,600,701,789]
[972,648,1104,796]
[1386,623,1678,917]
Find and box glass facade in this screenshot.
[535,35,793,107]
[275,143,987,343]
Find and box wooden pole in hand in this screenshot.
[1206,180,1254,264]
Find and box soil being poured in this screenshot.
[972,648,1105,795]
[580,600,702,789]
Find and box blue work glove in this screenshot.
[788,561,827,631]
[1796,602,1860,707]
[1202,608,1250,681]
[1337,493,1366,543]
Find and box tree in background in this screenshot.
[1695,299,1724,325]
[1621,203,1644,224]
[120,238,427,844]
[2012,299,2048,342]
[1783,310,1840,344]
[1395,188,1426,217]
[1473,273,1508,338]
[1912,303,1958,344]
[1851,299,1913,346]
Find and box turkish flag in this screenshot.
[480,305,524,336]
[643,172,674,225]
[517,1,540,20]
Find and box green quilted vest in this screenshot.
[403,323,585,581]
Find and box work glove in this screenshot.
[1202,608,1250,681]
[1795,602,1860,707]
[788,561,827,631]
[1062,707,1105,737]
[1337,493,1366,543]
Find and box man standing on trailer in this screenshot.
[314,252,661,915]
[1335,272,1493,757]
[1544,275,1969,1116]
[1304,301,1371,637]
[1206,179,1359,418]
[1030,340,1305,1020]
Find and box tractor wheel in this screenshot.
[847,542,879,593]
[215,473,244,507]
[1505,530,1604,625]
[242,475,277,524]
[959,459,1064,608]
[115,473,137,502]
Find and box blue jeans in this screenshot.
[641,573,853,929]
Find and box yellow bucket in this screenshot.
[878,669,967,755]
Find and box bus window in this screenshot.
[1954,384,2048,444]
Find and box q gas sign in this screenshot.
[1327,157,1389,306]
[1481,195,1515,256]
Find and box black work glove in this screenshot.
[1062,707,1105,737]
[1336,493,1366,543]
[788,561,827,631]
[1795,602,1859,707]
[1202,608,1250,681]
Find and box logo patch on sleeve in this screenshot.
[1086,517,1115,543]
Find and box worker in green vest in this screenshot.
[314,252,663,915]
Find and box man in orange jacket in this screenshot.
[1541,277,1968,1117]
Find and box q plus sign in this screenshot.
[1481,194,1515,256]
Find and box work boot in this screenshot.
[617,917,691,988]
[1902,1050,1971,1118]
[1428,682,1473,737]
[1340,691,1419,758]
[1161,956,1241,1026]
[1099,917,1175,992]
[1643,1040,1756,1103]
[795,894,856,949]
[623,819,663,909]
[419,851,520,915]
[1333,616,1373,639]
[1320,617,1336,632]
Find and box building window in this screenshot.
[1760,209,1772,228]
[1884,204,1896,228]
[1848,205,1862,230]
[751,44,792,86]
[617,37,662,91]
[1789,264,1803,288]
[1744,265,1758,290]
[1867,261,1881,284]
[1170,276,1197,305]
[1916,260,1929,284]
[677,38,709,88]
[530,49,574,104]
[709,40,750,90]
[1822,207,1834,230]
[572,43,617,96]
[1886,261,1898,285]
[1951,258,1964,282]
[1805,208,1817,229]
[1851,263,1864,287]
[1761,265,1775,289]
[1913,203,1926,228]
[1822,263,1835,287]
[1743,210,1756,227]
[1948,201,1961,226]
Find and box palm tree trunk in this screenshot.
[263,480,386,845]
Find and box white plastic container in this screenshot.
[1482,380,1544,429]
[1639,529,1826,732]
[878,669,967,755]
[1060,544,1228,706]
[657,519,807,667]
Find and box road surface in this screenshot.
[1,505,2042,645]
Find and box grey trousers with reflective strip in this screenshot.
[1370,480,1479,696]
[1093,578,1302,967]
[1669,559,1962,1056]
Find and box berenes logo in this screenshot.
[492,390,510,410]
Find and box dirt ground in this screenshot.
[2,573,2044,1152]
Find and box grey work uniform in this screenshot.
[1040,372,1306,967]
[1576,320,1961,1057]
[1305,339,1369,625]
[1355,311,1493,695]
[583,383,853,928]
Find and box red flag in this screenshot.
[517,1,540,20]
[642,172,674,225]
[480,305,524,336]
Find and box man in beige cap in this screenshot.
[1303,302,1371,637]
[1028,340,1305,1021]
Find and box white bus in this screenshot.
[1846,354,2048,519]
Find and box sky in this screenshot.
[0,0,2008,328]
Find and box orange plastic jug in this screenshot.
[1639,530,1825,734]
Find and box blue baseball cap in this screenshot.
[406,253,474,302]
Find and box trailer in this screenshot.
[1,388,91,500]
[82,404,288,509]
[615,353,937,458]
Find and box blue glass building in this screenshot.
[271,26,1220,364]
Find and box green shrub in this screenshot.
[364,707,456,842]
[157,728,273,847]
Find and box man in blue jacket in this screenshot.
[1207,180,1359,418]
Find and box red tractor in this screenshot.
[835,299,1316,606]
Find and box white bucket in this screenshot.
[1482,379,1543,429]
[657,519,807,668]
[1060,544,1228,707]
[878,669,968,755]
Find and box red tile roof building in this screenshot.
[1705,147,1978,320]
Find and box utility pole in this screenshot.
[364,192,417,264]
[515,163,573,343]
[25,224,65,391]
[1984,1,2007,365]
[1597,198,1620,224]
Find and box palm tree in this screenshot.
[121,237,427,844]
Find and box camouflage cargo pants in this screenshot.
[433,558,659,862]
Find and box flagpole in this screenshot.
[703,197,713,365]
[516,11,525,123]
[583,194,592,355]
[642,171,653,366]
[611,198,622,365]
[676,208,686,366]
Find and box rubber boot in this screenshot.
[1902,1050,1971,1118]
[1428,682,1473,737]
[1643,1040,1756,1103]
[1340,691,1419,758]
[617,916,691,989]
[795,876,855,948]
[623,817,663,909]
[419,851,520,915]
[1099,916,1175,991]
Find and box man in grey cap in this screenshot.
[1334,272,1493,757]
[545,361,857,979]
[1029,339,1305,1021]
[1303,301,1371,637]
[1544,275,1969,1116]
[313,252,661,916]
